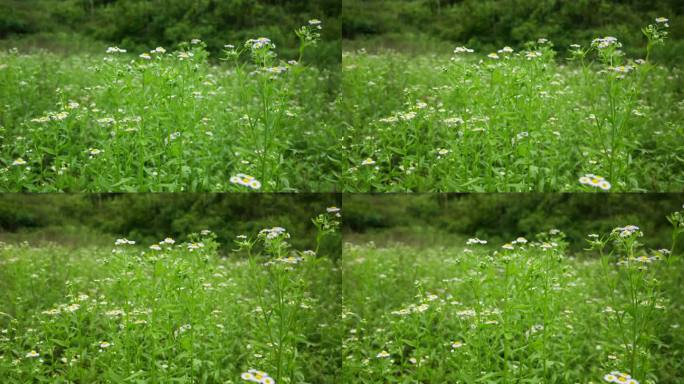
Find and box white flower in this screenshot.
[152,47,166,54]
[99,341,111,349]
[245,37,274,50]
[453,46,474,54]
[498,46,514,54]
[376,350,391,358]
[191,39,201,45]
[26,350,40,358]
[149,244,162,251]
[88,148,102,156]
[265,66,288,75]
[655,17,669,24]
[106,47,127,54]
[230,173,262,190]
[326,206,341,213]
[598,180,611,191]
[241,369,275,384]
[12,158,27,166]
[487,53,500,59]
[579,174,611,191]
[139,53,151,60]
[466,238,487,245]
[115,238,135,246]
[361,158,376,166]
[308,19,322,26]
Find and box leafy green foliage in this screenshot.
[0,194,341,255]
[0,0,341,66]
[344,194,684,253]
[0,31,341,192]
[343,0,683,63]
[342,215,684,382]
[0,220,341,383]
[340,27,684,192]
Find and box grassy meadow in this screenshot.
[0,209,342,383]
[340,19,684,192]
[342,208,684,383]
[0,20,340,192]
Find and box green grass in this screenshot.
[342,209,684,383]
[340,22,684,192]
[0,21,340,192]
[0,210,342,383]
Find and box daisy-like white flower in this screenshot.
[230,173,262,190]
[106,47,127,54]
[308,19,322,26]
[139,53,151,60]
[598,180,611,191]
[149,244,162,251]
[579,174,611,191]
[361,158,376,166]
[502,243,514,250]
[655,17,669,24]
[245,37,274,50]
[88,148,102,156]
[115,238,135,246]
[99,341,111,349]
[604,371,638,384]
[12,158,27,166]
[466,238,487,245]
[241,369,275,384]
[451,341,465,349]
[498,46,514,54]
[453,46,474,54]
[26,350,40,358]
[162,237,175,245]
[487,53,500,60]
[376,350,391,359]
[326,206,341,213]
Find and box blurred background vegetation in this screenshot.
[344,194,684,253]
[343,0,683,63]
[0,194,340,256]
[0,0,340,66]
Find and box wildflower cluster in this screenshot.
[230,174,262,190]
[579,174,611,191]
[604,371,639,384]
[241,369,275,384]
